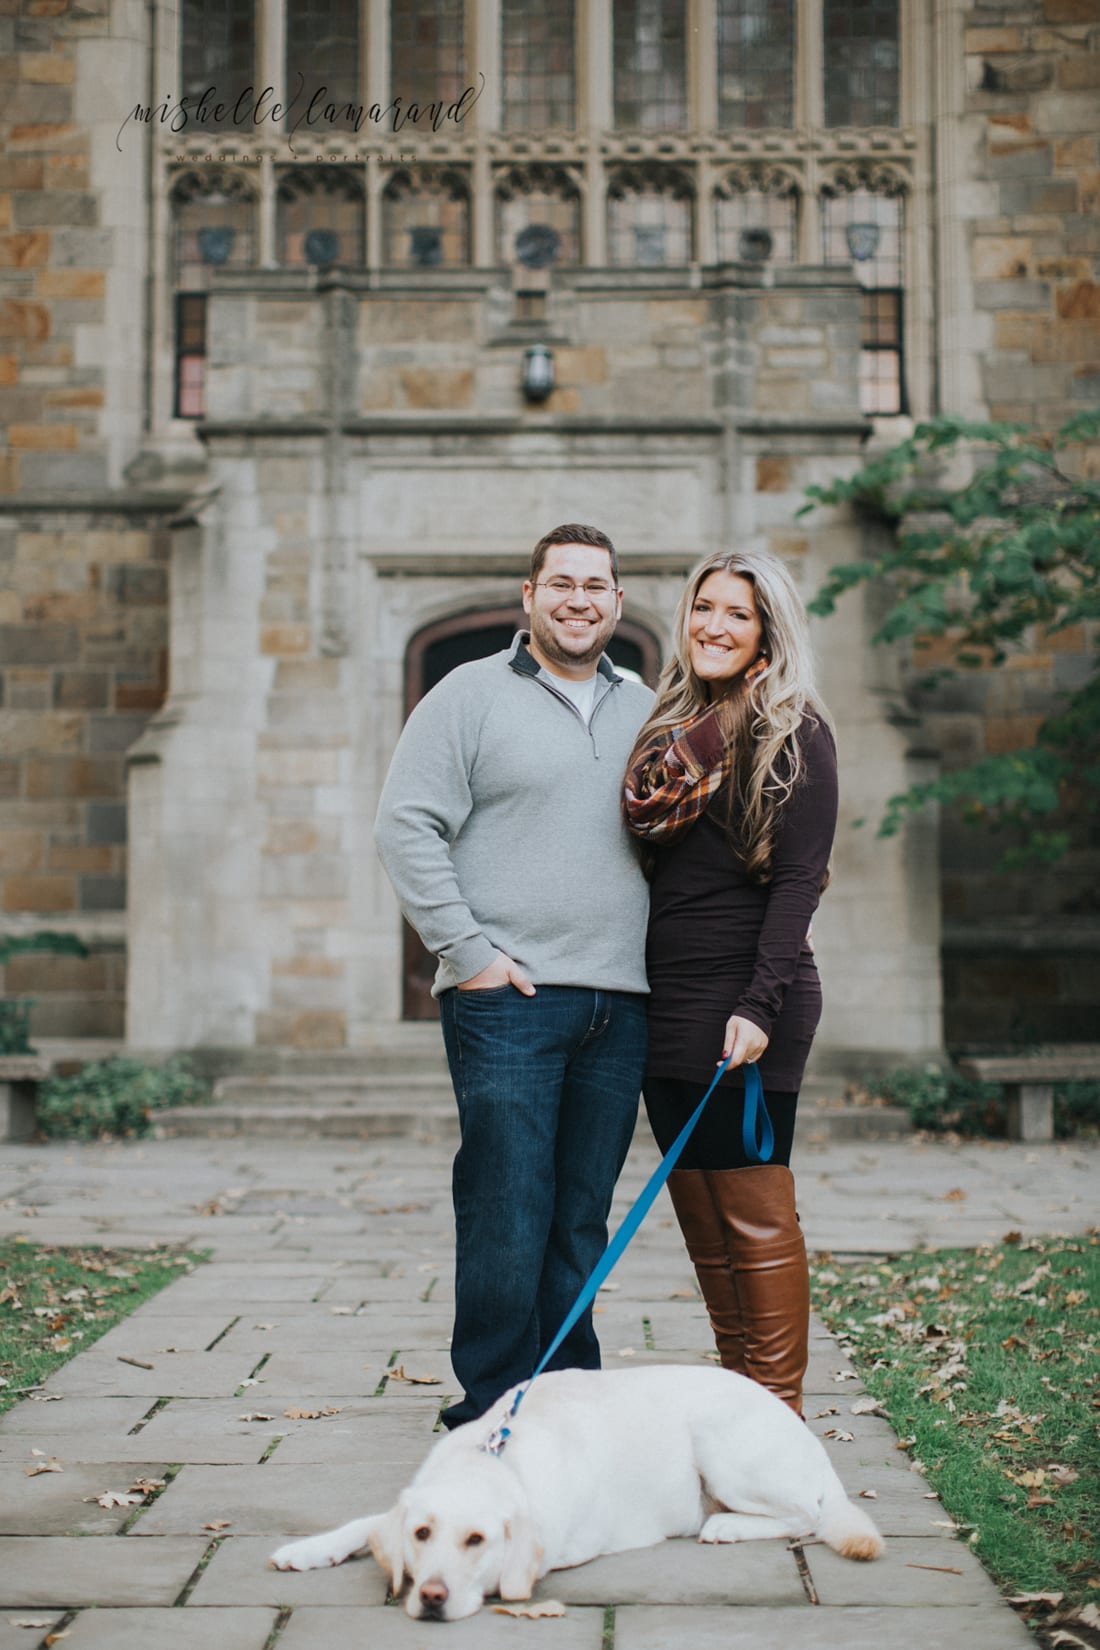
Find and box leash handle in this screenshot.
[509,1054,769,1420]
[741,1058,774,1166]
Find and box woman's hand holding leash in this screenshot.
[722,1014,769,1067]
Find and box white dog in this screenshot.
[270,1365,883,1621]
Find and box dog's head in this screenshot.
[369,1470,543,1621]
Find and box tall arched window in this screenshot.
[608,165,694,264]
[824,0,900,127]
[391,0,466,111]
[286,0,361,128]
[613,0,687,129]
[495,166,582,267]
[822,166,906,413]
[714,166,798,264]
[501,0,575,130]
[717,0,795,129]
[276,167,366,267]
[170,168,258,418]
[180,0,254,126]
[382,168,471,267]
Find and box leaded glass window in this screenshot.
[823,0,899,127]
[276,167,366,267]
[391,0,466,114]
[714,170,797,263]
[286,0,361,131]
[502,0,575,130]
[608,167,693,264]
[717,0,794,129]
[382,168,470,267]
[823,180,905,413]
[496,167,581,266]
[180,0,254,127]
[613,0,688,130]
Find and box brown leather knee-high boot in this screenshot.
[665,1169,746,1374]
[705,1164,809,1415]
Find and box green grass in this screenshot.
[811,1235,1100,1641]
[0,1239,206,1413]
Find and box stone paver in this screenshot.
[1,1128,1094,1647]
[0,1536,208,1607]
[0,1614,65,1650]
[58,1607,278,1650]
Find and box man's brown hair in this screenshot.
[529,524,619,586]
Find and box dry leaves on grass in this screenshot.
[388,1366,441,1386]
[492,1601,567,1618]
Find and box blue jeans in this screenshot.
[438,984,647,1428]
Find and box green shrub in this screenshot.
[36,1057,210,1140]
[877,1063,1005,1135]
[875,1064,1100,1139]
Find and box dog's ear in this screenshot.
[367,1506,406,1594]
[498,1513,543,1601]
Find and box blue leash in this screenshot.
[485,1057,772,1450]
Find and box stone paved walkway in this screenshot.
[1,1125,1096,1650]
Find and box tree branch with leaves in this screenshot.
[800,409,1100,866]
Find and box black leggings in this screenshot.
[643,1075,798,1170]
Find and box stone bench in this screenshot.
[0,1055,50,1142]
[956,1046,1100,1142]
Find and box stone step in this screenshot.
[156,1075,911,1141]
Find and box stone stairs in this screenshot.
[154,1050,911,1142]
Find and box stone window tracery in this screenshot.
[607,165,694,264]
[382,168,471,267]
[495,165,582,267]
[170,169,258,419]
[823,165,906,414]
[276,166,366,266]
[714,165,798,264]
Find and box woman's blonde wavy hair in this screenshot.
[630,548,832,880]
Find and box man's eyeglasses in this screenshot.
[533,579,619,601]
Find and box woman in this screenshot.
[623,549,837,1416]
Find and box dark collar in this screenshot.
[508,631,620,684]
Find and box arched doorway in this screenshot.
[402,607,661,1019]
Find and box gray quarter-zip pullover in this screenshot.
[374,633,654,996]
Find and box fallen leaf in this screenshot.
[1048,1465,1080,1487]
[1015,1469,1046,1489]
[1006,1592,1065,1608]
[130,1478,165,1495]
[1028,1494,1055,1508]
[851,1396,886,1417]
[813,1406,840,1418]
[88,1491,144,1508]
[202,1519,233,1531]
[859,1489,878,1499]
[239,1412,275,1422]
[24,1458,63,1477]
[1050,1632,1090,1649]
[943,1187,967,1201]
[492,1600,567,1618]
[283,1405,342,1420]
[44,1634,69,1646]
[824,1429,855,1443]
[8,1619,56,1629]
[388,1366,441,1386]
[616,1348,636,1358]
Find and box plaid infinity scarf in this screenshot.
[623,655,770,844]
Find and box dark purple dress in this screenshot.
[644,717,839,1094]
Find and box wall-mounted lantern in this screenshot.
[522,344,555,403]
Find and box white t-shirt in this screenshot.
[545,669,599,724]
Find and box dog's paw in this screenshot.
[269,1535,341,1571]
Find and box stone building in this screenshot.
[0,0,1097,1070]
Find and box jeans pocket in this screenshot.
[455,984,517,1002]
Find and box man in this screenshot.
[375,524,654,1429]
